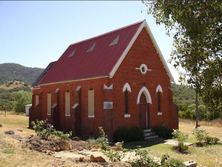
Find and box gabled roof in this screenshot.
[32,61,56,86]
[37,20,174,86]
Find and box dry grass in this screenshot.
[179,118,222,141]
[148,119,222,167]
[0,114,222,167]
[0,114,85,167]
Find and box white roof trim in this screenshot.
[109,20,175,83]
[143,21,175,83]
[109,21,145,78]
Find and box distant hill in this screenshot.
[171,83,196,106]
[0,80,31,93]
[0,63,44,85]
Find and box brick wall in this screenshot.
[29,28,178,140]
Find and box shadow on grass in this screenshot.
[123,139,166,150]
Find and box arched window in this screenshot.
[156,85,163,115]
[137,86,152,104]
[122,83,131,117]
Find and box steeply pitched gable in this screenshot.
[37,20,174,86]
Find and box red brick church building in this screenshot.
[29,20,178,140]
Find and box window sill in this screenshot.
[88,115,95,118]
[124,114,131,118]
[47,113,51,116]
[65,114,70,116]
[157,112,162,116]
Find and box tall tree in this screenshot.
[143,0,222,124]
[14,90,32,114]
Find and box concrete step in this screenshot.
[144,135,159,140]
[143,129,159,140]
[144,132,156,137]
[143,129,151,133]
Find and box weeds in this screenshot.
[103,150,125,162]
[98,126,109,151]
[31,119,72,140]
[128,148,158,167]
[128,148,182,167]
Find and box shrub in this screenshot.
[213,137,220,144]
[114,127,130,142]
[205,136,214,144]
[152,124,173,139]
[31,119,71,140]
[193,128,220,145]
[128,149,180,167]
[204,136,220,145]
[129,126,144,141]
[172,130,188,152]
[172,130,188,143]
[178,142,188,152]
[113,126,144,143]
[193,128,208,144]
[128,148,158,167]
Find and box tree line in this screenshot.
[0,84,32,115]
[143,0,222,125]
[172,84,221,121]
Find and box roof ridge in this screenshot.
[69,20,145,47]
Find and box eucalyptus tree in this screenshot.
[142,0,222,125]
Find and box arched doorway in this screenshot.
[137,86,152,129]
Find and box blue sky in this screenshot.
[0,1,179,82]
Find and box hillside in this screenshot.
[0,63,44,86]
[171,83,196,106]
[0,80,31,93]
[0,63,196,107]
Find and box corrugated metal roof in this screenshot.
[39,21,144,85]
[32,61,56,86]
[37,20,174,85]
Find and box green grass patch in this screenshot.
[3,149,14,154]
[123,140,157,149]
[170,136,197,143]
[123,140,174,153]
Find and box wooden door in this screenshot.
[139,93,148,129]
